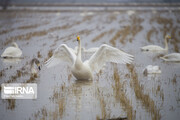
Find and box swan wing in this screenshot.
[1,47,22,58]
[69,47,77,55]
[87,44,134,73]
[45,44,76,68]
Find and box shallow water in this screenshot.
[0,6,180,120]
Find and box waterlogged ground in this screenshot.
[0,6,180,120]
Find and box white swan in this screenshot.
[141,35,171,51]
[127,10,135,16]
[31,58,41,75]
[45,36,134,80]
[1,42,22,58]
[160,53,180,62]
[143,65,161,76]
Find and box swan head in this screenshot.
[31,58,41,70]
[35,61,41,71]
[12,42,18,48]
[165,35,171,39]
[77,35,80,41]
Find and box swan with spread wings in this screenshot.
[45,36,134,80]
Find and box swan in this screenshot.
[127,10,135,16]
[1,42,22,58]
[143,65,161,76]
[45,36,134,80]
[160,53,180,62]
[80,12,94,17]
[30,58,41,75]
[141,35,171,51]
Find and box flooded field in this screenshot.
[0,6,180,120]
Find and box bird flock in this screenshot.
[1,35,180,79]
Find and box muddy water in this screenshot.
[0,7,180,120]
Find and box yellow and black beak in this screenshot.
[168,35,171,39]
[77,36,80,41]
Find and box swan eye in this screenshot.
[77,36,80,41]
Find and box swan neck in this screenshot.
[30,60,34,69]
[74,40,83,69]
[30,59,38,68]
[77,40,81,60]
[12,43,18,48]
[30,59,36,68]
[164,37,168,50]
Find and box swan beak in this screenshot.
[77,35,80,41]
[38,66,41,70]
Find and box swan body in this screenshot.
[141,35,171,51]
[72,60,93,80]
[80,12,94,17]
[45,36,134,80]
[1,42,22,58]
[160,53,180,62]
[127,10,135,16]
[143,65,161,76]
[141,45,165,51]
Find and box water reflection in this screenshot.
[3,99,16,110]
[112,66,134,120]
[127,64,161,120]
[36,80,93,120]
[1,58,22,64]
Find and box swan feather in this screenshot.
[45,44,76,68]
[1,46,22,58]
[87,44,134,73]
[160,53,180,62]
[141,45,165,51]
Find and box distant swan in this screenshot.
[1,42,22,58]
[141,35,171,51]
[160,53,180,62]
[45,36,134,80]
[31,58,41,75]
[143,65,161,76]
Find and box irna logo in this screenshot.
[1,83,37,99]
[4,86,34,94]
